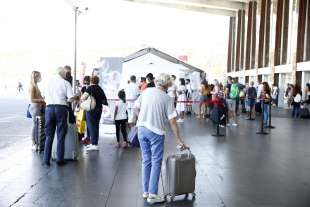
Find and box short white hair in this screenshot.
[55,66,66,77]
[156,73,172,89]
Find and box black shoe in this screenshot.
[42,161,50,167]
[56,161,67,166]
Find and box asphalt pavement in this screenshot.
[0,98,32,150]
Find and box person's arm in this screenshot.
[101,90,108,106]
[65,81,79,102]
[133,95,142,116]
[166,98,188,149]
[114,105,118,120]
[169,118,189,150]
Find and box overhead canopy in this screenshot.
[123,0,248,16]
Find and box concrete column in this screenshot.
[251,1,257,69]
[292,0,301,85]
[269,0,277,84]
[255,0,261,82]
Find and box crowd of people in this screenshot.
[27,67,310,204]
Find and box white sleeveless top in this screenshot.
[115,100,128,120]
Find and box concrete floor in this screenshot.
[0,113,310,207]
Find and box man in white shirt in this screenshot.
[43,67,79,167]
[125,75,140,126]
[134,73,188,205]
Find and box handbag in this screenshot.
[80,87,96,111]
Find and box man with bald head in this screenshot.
[43,67,79,167]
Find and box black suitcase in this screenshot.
[34,116,46,153]
[300,108,310,119]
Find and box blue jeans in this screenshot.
[86,107,102,145]
[262,103,269,126]
[292,105,301,118]
[43,105,68,162]
[138,126,164,195]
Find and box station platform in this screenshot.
[0,112,310,207]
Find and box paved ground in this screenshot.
[0,99,310,207]
[0,98,31,150]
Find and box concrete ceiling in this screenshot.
[124,0,250,16]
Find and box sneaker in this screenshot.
[147,194,165,204]
[177,119,184,123]
[86,145,99,151]
[142,192,149,199]
[232,123,238,126]
[219,124,225,128]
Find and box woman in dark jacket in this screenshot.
[81,76,108,151]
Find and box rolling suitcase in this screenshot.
[52,123,80,161]
[34,116,45,153]
[165,150,196,201]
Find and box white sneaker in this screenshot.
[147,194,165,204]
[177,119,184,123]
[142,192,149,199]
[232,123,238,126]
[86,145,99,151]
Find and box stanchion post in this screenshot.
[266,101,275,129]
[212,107,225,137]
[256,100,268,135]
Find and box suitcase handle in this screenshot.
[176,146,191,158]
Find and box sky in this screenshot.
[0,0,229,84]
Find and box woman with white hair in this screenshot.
[29,71,45,150]
[135,73,189,205]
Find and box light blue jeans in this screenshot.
[262,103,269,126]
[138,126,164,195]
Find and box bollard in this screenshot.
[256,100,268,135]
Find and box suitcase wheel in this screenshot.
[166,195,175,202]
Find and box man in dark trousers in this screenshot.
[43,66,79,167]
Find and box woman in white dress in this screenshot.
[176,78,187,122]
